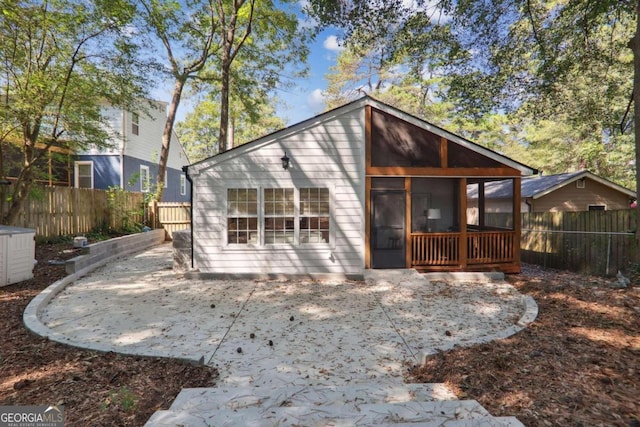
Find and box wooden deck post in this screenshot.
[513,177,522,272]
[459,178,468,268]
[405,177,412,268]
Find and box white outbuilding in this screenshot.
[0,225,36,286]
[184,97,536,278]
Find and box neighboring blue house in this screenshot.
[73,100,191,202]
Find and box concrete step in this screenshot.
[370,418,525,426]
[144,382,525,427]
[145,399,499,427]
[167,383,458,412]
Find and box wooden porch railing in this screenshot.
[411,231,516,267]
[412,233,460,266]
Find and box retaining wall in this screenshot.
[172,229,192,271]
[66,229,165,275]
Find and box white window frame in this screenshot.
[576,178,585,189]
[263,187,296,245]
[224,186,333,248]
[227,188,259,245]
[74,161,94,189]
[140,165,150,193]
[180,174,186,196]
[588,204,606,211]
[132,112,139,136]
[164,169,168,189]
[299,187,330,244]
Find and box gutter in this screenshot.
[182,164,194,269]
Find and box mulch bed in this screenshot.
[407,264,640,426]
[3,240,639,426]
[0,241,217,427]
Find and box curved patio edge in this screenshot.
[419,293,539,364]
[22,232,201,365]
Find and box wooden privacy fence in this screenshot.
[519,210,637,276]
[1,187,145,238]
[149,201,191,239]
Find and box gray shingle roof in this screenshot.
[467,170,635,200]
[520,171,585,198]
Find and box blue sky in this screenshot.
[154,30,342,127]
[276,32,342,125]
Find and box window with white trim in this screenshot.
[588,205,605,211]
[140,165,150,193]
[132,112,139,135]
[227,188,258,244]
[74,161,94,188]
[180,175,186,196]
[226,187,331,246]
[264,188,295,244]
[300,188,330,243]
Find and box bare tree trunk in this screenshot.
[218,51,230,153]
[156,78,185,203]
[3,144,35,225]
[630,0,640,259]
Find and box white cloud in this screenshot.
[307,89,325,112]
[323,35,344,52]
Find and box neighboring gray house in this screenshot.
[74,100,191,202]
[185,96,536,276]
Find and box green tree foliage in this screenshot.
[313,0,640,249]
[135,0,220,202]
[311,0,637,190]
[138,0,309,201]
[0,0,145,224]
[212,0,309,153]
[176,94,285,163]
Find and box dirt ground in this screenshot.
[408,265,640,427]
[2,241,639,426]
[0,241,217,427]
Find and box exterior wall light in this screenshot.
[281,152,290,170]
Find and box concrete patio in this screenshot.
[24,243,537,426]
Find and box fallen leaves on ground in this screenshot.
[4,241,639,426]
[0,242,217,427]
[407,264,640,427]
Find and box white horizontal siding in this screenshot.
[191,108,366,275]
[194,248,363,275]
[124,103,188,170]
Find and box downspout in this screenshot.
[182,164,194,269]
[120,109,126,188]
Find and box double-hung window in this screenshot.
[140,165,150,193]
[74,161,94,188]
[132,112,139,135]
[180,175,187,196]
[227,189,258,244]
[264,188,295,244]
[300,188,330,243]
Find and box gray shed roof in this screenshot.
[468,170,635,199]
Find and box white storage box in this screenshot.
[0,225,36,286]
[73,236,87,248]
